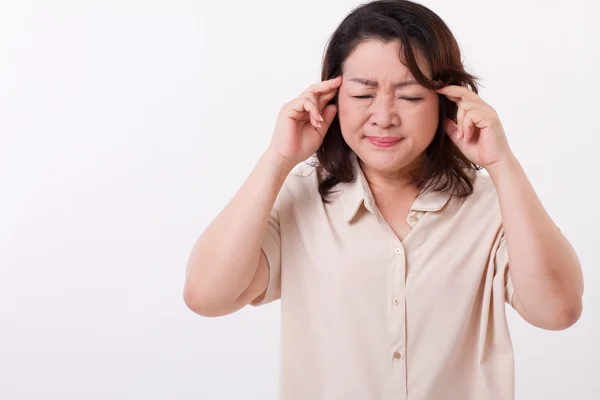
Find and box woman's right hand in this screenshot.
[267,76,342,168]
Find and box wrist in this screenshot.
[485,153,522,185]
[261,148,296,179]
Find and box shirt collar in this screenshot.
[340,152,454,223]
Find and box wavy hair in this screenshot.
[315,0,482,202]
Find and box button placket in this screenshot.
[392,244,404,306]
[389,239,407,398]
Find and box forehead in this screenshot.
[343,39,431,80]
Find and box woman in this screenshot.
[184,1,583,399]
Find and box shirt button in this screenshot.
[393,298,400,305]
[409,215,419,223]
[394,248,402,255]
[394,351,402,359]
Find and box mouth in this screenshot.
[366,136,403,148]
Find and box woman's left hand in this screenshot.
[436,85,514,169]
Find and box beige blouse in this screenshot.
[251,152,515,400]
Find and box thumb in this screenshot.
[321,104,338,128]
[443,117,461,146]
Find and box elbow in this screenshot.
[183,281,229,318]
[556,300,583,330]
[541,299,583,331]
[182,282,208,316]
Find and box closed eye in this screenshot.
[351,95,423,102]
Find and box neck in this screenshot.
[358,155,424,197]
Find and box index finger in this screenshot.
[306,76,343,95]
[435,85,477,102]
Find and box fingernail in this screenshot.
[317,122,322,128]
[319,114,324,122]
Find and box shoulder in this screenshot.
[452,169,502,221]
[469,170,500,203]
[277,158,326,207]
[283,159,321,190]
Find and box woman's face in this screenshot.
[338,39,439,176]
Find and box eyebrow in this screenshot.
[348,78,419,88]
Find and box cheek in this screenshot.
[337,95,350,116]
[338,97,365,132]
[337,93,360,116]
[408,99,439,128]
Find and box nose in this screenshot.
[370,93,400,128]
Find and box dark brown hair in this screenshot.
[314,0,482,202]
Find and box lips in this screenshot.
[367,136,401,143]
[367,136,402,148]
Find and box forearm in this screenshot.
[184,150,292,309]
[487,155,583,329]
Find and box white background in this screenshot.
[1,0,598,399]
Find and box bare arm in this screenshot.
[435,83,584,331]
[183,76,342,317]
[488,156,584,330]
[183,150,292,317]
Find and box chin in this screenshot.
[357,147,415,173]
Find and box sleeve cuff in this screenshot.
[250,230,281,306]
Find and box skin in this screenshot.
[184,39,583,329]
[338,39,439,191]
[334,39,583,330]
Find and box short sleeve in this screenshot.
[494,231,515,306]
[249,194,282,307]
